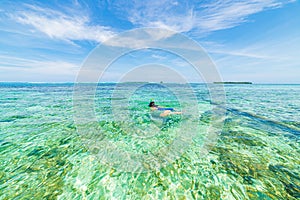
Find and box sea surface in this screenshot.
[0,82,299,199]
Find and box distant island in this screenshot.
[213,82,252,84]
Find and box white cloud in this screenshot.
[12,5,114,43]
[209,49,273,59]
[210,34,300,83]
[196,0,288,32]
[0,55,78,76]
[151,54,167,60]
[104,28,176,48]
[211,32,300,63]
[10,1,295,43]
[113,0,294,34]
[115,0,195,33]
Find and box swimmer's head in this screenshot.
[148,101,157,107]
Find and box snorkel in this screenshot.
[148,101,158,107]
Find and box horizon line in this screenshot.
[1,81,300,85]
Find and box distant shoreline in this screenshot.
[213,82,252,84]
[1,82,300,85]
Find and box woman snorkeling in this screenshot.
[148,101,182,117]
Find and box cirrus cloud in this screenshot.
[12,4,115,43]
[111,0,295,34]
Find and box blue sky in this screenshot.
[0,0,299,83]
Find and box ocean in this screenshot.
[0,82,299,199]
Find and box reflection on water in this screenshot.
[0,83,299,199]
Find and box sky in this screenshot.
[0,0,299,83]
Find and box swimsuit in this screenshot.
[157,107,174,111]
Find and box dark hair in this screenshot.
[149,101,156,107]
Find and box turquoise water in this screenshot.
[0,83,299,199]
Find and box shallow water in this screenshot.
[0,83,299,199]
